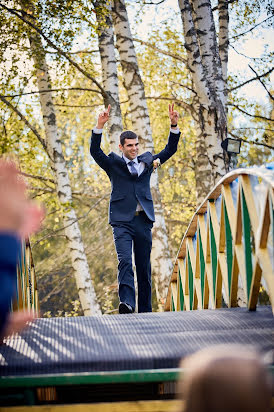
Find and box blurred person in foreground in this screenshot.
[0,158,44,342]
[178,345,272,412]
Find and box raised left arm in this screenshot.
[153,104,180,166]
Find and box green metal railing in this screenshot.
[165,167,274,313]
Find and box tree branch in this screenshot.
[145,95,194,113]
[0,3,108,99]
[56,103,103,108]
[228,131,274,150]
[230,44,265,60]
[142,0,166,4]
[3,88,102,99]
[228,103,274,122]
[229,67,274,92]
[231,16,273,40]
[248,65,274,101]
[0,94,48,153]
[230,127,274,132]
[46,49,100,55]
[132,37,187,64]
[20,171,55,184]
[170,80,197,95]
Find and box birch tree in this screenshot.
[178,0,228,204]
[111,0,174,306]
[95,1,123,151]
[17,2,101,315]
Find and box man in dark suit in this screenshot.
[90,104,180,314]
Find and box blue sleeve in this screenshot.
[153,131,181,164]
[90,131,111,174]
[0,233,21,336]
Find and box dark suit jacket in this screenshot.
[90,130,181,224]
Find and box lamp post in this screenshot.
[221,137,242,170]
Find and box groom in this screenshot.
[90,104,180,313]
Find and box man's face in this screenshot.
[119,138,139,160]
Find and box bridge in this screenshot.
[0,167,273,411]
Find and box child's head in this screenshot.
[178,345,272,412]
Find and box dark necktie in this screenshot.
[128,161,138,177]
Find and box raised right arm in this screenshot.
[90,105,112,173]
[90,130,111,173]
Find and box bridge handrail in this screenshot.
[165,166,274,312]
[12,239,39,313]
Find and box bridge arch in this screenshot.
[165,166,274,313]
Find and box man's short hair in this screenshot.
[120,130,138,146]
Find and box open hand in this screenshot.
[168,103,179,126]
[96,104,111,129]
[0,159,44,239]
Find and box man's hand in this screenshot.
[0,159,44,239]
[153,158,161,171]
[96,104,111,129]
[168,103,179,127]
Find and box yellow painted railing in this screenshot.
[165,167,274,313]
[12,239,39,313]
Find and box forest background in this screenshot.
[0,0,273,316]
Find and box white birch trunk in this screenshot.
[29,36,101,316]
[96,1,123,152]
[179,0,227,204]
[112,0,173,307]
[192,0,226,107]
[218,0,229,103]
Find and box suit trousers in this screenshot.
[112,213,153,313]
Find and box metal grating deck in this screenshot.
[0,307,273,378]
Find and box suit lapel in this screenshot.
[138,152,153,177]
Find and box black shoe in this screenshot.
[119,302,134,314]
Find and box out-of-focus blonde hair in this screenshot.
[177,345,272,412]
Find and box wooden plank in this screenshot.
[0,399,182,412]
[234,244,248,301]
[178,258,189,311]
[235,186,243,245]
[248,258,262,311]
[193,288,198,310]
[222,185,237,240]
[194,229,202,309]
[218,253,228,303]
[203,273,209,309]
[208,203,220,251]
[215,262,223,308]
[198,215,207,260]
[230,251,239,307]
[219,198,226,253]
[241,175,259,234]
[177,269,185,311]
[178,258,187,297]
[164,288,171,312]
[194,278,202,309]
[205,262,215,309]
[257,248,274,312]
[223,200,233,302]
[186,239,195,310]
[171,282,178,312]
[241,187,253,301]
[258,188,271,249]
